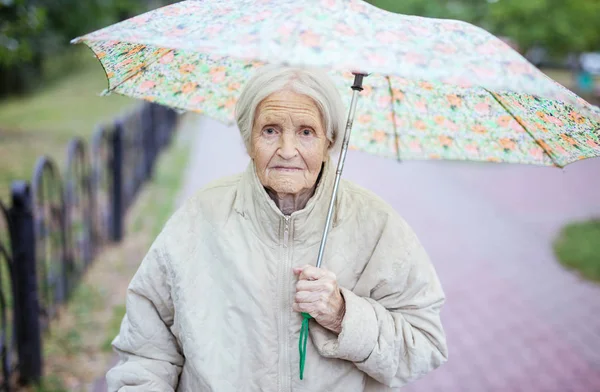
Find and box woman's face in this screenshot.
[250,90,330,195]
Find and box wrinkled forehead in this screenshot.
[254,91,324,129]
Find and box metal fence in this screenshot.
[0,102,178,390]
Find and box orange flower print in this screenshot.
[568,111,585,124]
[127,45,145,56]
[106,72,115,78]
[227,82,241,92]
[179,64,195,74]
[434,115,445,125]
[587,139,599,148]
[181,82,197,94]
[358,114,372,124]
[414,120,427,131]
[128,64,144,75]
[429,154,442,160]
[210,66,226,74]
[300,31,321,48]
[447,94,462,107]
[419,81,434,90]
[560,134,577,145]
[372,130,386,143]
[499,138,516,150]
[154,48,171,57]
[224,97,237,110]
[391,88,404,102]
[535,111,548,122]
[487,157,501,163]
[438,135,453,147]
[472,124,487,134]
[496,115,512,128]
[97,52,107,59]
[360,85,373,97]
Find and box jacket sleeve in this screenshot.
[106,234,184,391]
[311,214,448,388]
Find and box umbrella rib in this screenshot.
[385,76,402,162]
[98,44,174,94]
[486,89,560,167]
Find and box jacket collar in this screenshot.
[233,158,339,247]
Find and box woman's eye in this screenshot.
[301,129,312,136]
[263,128,276,135]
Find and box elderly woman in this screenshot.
[106,66,448,391]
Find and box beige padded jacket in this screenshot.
[106,160,448,391]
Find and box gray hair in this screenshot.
[235,65,346,155]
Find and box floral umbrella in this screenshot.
[71,0,600,168]
[72,0,600,380]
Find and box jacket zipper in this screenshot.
[279,216,291,392]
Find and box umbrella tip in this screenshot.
[70,37,81,45]
[99,89,112,97]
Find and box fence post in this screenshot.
[143,104,157,181]
[111,121,124,242]
[9,181,42,385]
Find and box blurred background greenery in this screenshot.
[0,0,170,97]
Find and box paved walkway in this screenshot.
[97,113,600,391]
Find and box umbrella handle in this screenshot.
[315,73,366,269]
[297,73,367,381]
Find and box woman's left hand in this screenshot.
[292,265,346,334]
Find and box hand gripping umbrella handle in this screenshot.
[299,73,367,381]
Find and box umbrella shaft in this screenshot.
[315,79,363,269]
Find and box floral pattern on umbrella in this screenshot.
[72,0,600,168]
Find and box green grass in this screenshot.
[102,121,191,351]
[553,219,600,283]
[32,117,191,390]
[102,304,126,352]
[0,47,136,202]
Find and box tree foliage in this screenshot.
[0,0,167,96]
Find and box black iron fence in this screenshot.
[0,102,178,390]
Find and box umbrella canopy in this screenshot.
[72,0,600,168]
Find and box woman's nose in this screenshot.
[277,132,298,159]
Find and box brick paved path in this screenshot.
[97,114,600,391]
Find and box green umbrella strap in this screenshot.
[299,312,313,380]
